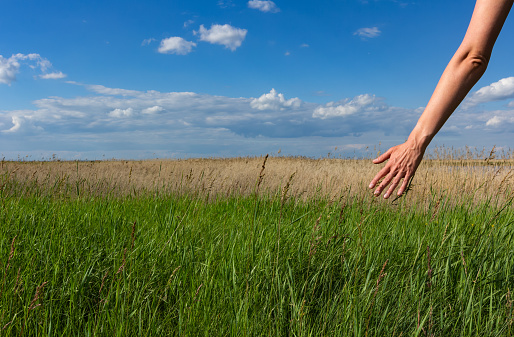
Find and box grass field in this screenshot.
[1,155,514,336]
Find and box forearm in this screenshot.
[408,50,488,150]
[407,0,513,151]
[370,0,512,198]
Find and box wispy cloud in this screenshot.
[313,90,331,97]
[195,24,247,51]
[354,27,381,39]
[158,37,197,55]
[141,38,156,46]
[248,0,280,13]
[183,20,195,28]
[39,71,67,80]
[218,0,235,8]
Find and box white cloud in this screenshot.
[109,108,134,118]
[142,106,164,114]
[313,91,331,97]
[248,0,280,13]
[39,71,67,80]
[141,38,156,46]
[476,109,514,128]
[354,27,381,39]
[464,77,514,108]
[0,55,22,84]
[196,24,247,51]
[1,53,63,85]
[158,37,196,55]
[313,94,376,119]
[87,84,142,96]
[2,114,43,134]
[0,83,450,159]
[0,84,413,140]
[300,43,309,48]
[183,20,195,28]
[218,0,235,8]
[251,89,301,110]
[35,57,51,72]
[3,116,23,133]
[486,116,502,127]
[3,81,514,160]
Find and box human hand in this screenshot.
[368,141,425,199]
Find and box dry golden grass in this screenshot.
[2,155,514,206]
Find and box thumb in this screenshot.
[372,147,394,164]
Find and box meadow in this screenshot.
[1,151,514,336]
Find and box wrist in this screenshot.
[407,125,433,152]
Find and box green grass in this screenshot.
[1,186,514,336]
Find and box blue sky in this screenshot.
[1,0,514,160]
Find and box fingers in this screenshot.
[397,173,413,196]
[369,140,423,199]
[372,147,393,164]
[369,165,390,189]
[384,172,406,199]
[373,171,397,197]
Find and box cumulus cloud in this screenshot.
[3,80,514,159]
[313,94,377,119]
[354,27,381,39]
[251,89,301,110]
[142,106,164,114]
[486,116,502,127]
[196,24,247,51]
[0,83,434,159]
[0,84,416,139]
[3,116,23,133]
[2,115,43,134]
[463,77,514,108]
[109,108,134,118]
[0,53,65,85]
[475,108,514,129]
[39,71,67,80]
[0,55,23,84]
[248,0,280,13]
[158,37,197,55]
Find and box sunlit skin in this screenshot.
[369,0,514,199]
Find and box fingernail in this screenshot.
[384,193,389,199]
[369,183,373,189]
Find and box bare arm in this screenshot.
[369,0,513,199]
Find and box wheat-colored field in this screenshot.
[2,156,513,206]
